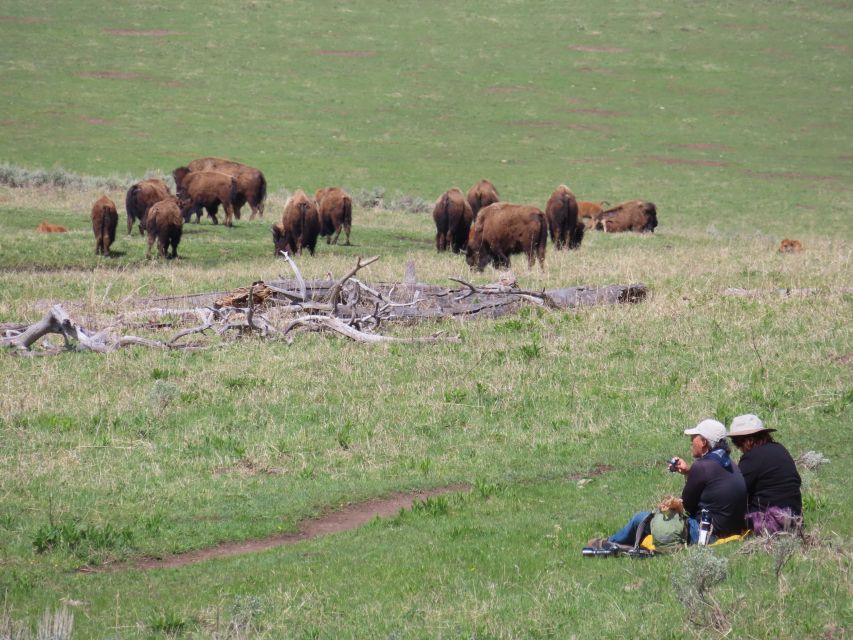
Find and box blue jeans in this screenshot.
[609,511,702,545]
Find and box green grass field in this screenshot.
[1,1,851,638]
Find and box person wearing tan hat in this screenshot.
[727,414,802,534]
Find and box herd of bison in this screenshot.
[84,157,658,269]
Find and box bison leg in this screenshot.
[126,215,134,237]
[331,226,342,245]
[343,224,351,245]
[223,204,235,227]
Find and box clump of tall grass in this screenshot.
[0,604,73,640]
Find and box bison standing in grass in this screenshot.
[432,187,474,253]
[595,200,658,233]
[315,187,352,245]
[186,157,267,220]
[173,168,239,227]
[466,203,548,271]
[272,189,321,256]
[545,184,584,250]
[466,179,500,219]
[91,195,118,256]
[145,197,183,260]
[125,178,171,236]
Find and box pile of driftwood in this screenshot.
[1,254,647,355]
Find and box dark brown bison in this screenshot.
[91,195,118,256]
[145,197,183,259]
[578,200,609,230]
[272,190,321,256]
[466,203,548,271]
[173,168,239,226]
[432,187,474,253]
[545,184,584,250]
[466,179,500,219]
[594,200,658,233]
[186,157,267,220]
[36,222,68,233]
[315,187,352,245]
[125,178,171,236]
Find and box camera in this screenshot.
[667,457,679,472]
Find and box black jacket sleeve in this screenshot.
[681,462,707,517]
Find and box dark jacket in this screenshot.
[682,450,747,537]
[739,442,802,515]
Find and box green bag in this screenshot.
[648,509,689,551]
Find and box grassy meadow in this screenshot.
[1,1,851,638]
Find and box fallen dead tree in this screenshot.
[2,254,647,355]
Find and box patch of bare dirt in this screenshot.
[645,155,729,167]
[80,116,113,126]
[838,155,853,162]
[484,85,531,94]
[565,108,625,117]
[77,71,151,81]
[831,353,853,365]
[574,65,613,74]
[315,50,375,57]
[566,463,615,481]
[507,120,612,134]
[742,169,840,183]
[0,15,47,23]
[79,484,471,572]
[668,143,734,151]
[568,45,625,53]
[103,29,186,37]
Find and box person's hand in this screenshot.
[670,456,690,475]
[659,496,684,513]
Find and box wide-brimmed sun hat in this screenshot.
[728,414,776,438]
[683,419,727,447]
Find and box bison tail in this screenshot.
[256,172,267,207]
[342,196,352,230]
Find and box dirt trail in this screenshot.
[80,484,470,573]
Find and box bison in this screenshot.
[173,168,239,226]
[315,187,353,245]
[432,187,474,253]
[36,222,68,233]
[145,196,183,260]
[91,195,118,256]
[594,200,658,233]
[272,189,321,256]
[186,157,267,220]
[125,178,171,236]
[779,239,803,253]
[466,179,500,219]
[465,202,548,272]
[578,200,609,230]
[545,184,584,250]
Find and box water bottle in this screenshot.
[582,547,615,557]
[697,509,713,546]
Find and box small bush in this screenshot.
[672,547,729,631]
[149,379,181,411]
[796,450,830,470]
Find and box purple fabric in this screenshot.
[745,506,802,535]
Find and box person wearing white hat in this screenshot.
[589,418,746,550]
[727,414,802,534]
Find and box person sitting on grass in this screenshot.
[589,419,747,550]
[727,414,802,535]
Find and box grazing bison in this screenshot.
[125,178,171,236]
[273,189,321,256]
[545,184,584,250]
[432,187,474,253]
[595,200,658,233]
[91,195,118,256]
[315,187,352,245]
[186,157,267,220]
[465,202,548,272]
[36,222,68,233]
[145,197,183,259]
[466,179,500,219]
[173,168,239,226]
[578,200,609,230]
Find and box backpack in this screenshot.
[634,508,689,553]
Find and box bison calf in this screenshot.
[125,178,171,236]
[466,179,500,220]
[578,200,609,230]
[273,190,321,257]
[91,195,118,256]
[545,184,584,250]
[36,222,68,233]
[595,200,658,233]
[146,197,183,259]
[466,203,548,272]
[433,187,474,253]
[315,187,353,245]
